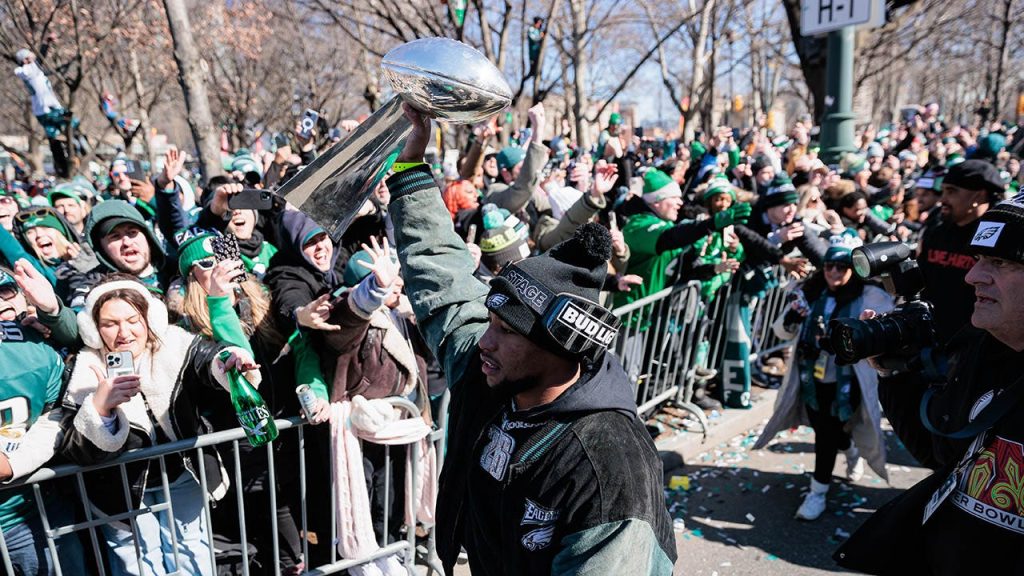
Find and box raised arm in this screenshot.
[387,105,489,386]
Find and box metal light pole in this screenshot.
[819,26,857,164]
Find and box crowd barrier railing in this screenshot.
[0,396,444,576]
[610,265,800,436]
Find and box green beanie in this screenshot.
[608,112,622,126]
[642,169,682,204]
[21,211,70,240]
[762,174,799,208]
[496,147,527,171]
[177,232,217,277]
[701,177,736,204]
[691,141,707,159]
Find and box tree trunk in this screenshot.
[568,0,590,150]
[162,0,223,182]
[683,0,715,141]
[993,0,1014,121]
[129,49,154,163]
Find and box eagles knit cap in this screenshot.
[642,168,682,204]
[824,228,863,263]
[842,154,868,179]
[485,222,612,358]
[761,174,799,208]
[700,177,736,205]
[20,210,69,239]
[969,191,1024,264]
[478,204,530,271]
[176,230,218,277]
[944,159,1005,200]
[231,150,263,177]
[608,112,622,126]
[496,147,527,171]
[48,182,83,205]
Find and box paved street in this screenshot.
[667,421,931,575]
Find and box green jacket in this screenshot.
[613,212,683,321]
[693,230,745,302]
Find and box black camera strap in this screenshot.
[919,373,1024,439]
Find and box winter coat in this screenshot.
[386,164,676,576]
[754,283,894,480]
[264,209,345,330]
[321,289,428,406]
[57,324,251,518]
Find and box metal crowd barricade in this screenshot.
[609,265,803,438]
[0,396,440,576]
[611,281,702,417]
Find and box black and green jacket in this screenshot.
[387,165,676,576]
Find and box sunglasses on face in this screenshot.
[193,258,216,271]
[824,262,850,271]
[0,286,19,301]
[111,170,128,178]
[15,208,52,222]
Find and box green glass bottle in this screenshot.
[221,351,278,447]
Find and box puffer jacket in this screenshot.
[58,325,253,519]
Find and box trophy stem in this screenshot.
[276,97,412,240]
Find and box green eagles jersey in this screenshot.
[0,322,64,531]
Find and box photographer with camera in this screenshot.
[836,194,1024,574]
[755,231,894,521]
[918,159,1005,346]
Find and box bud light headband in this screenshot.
[494,264,620,357]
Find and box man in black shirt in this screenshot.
[918,159,1006,345]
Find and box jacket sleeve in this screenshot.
[734,224,783,264]
[386,166,489,387]
[552,519,675,576]
[484,142,548,213]
[863,210,895,236]
[0,225,56,286]
[654,219,715,255]
[793,229,827,267]
[207,295,253,355]
[459,139,485,180]
[36,301,81,348]
[155,181,191,247]
[535,194,605,252]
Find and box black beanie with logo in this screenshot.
[970,192,1024,264]
[485,222,612,358]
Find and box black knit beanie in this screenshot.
[485,222,613,358]
[969,192,1024,263]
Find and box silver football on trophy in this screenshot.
[381,37,512,124]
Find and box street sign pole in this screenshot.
[821,25,856,164]
[802,0,884,164]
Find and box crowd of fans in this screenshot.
[2,60,1022,574]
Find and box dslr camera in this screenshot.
[824,242,937,372]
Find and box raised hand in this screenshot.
[397,104,432,163]
[208,259,246,297]
[357,236,399,289]
[295,293,340,332]
[13,259,59,315]
[210,182,244,217]
[592,164,618,198]
[157,148,186,189]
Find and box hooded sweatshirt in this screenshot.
[263,209,344,329]
[56,199,169,309]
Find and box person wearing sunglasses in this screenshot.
[15,207,78,269]
[755,230,895,521]
[171,228,311,574]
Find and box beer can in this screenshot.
[0,426,25,453]
[296,385,319,421]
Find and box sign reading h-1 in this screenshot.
[801,0,884,36]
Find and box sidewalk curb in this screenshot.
[656,389,778,473]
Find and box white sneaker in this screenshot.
[845,446,864,483]
[795,479,829,521]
